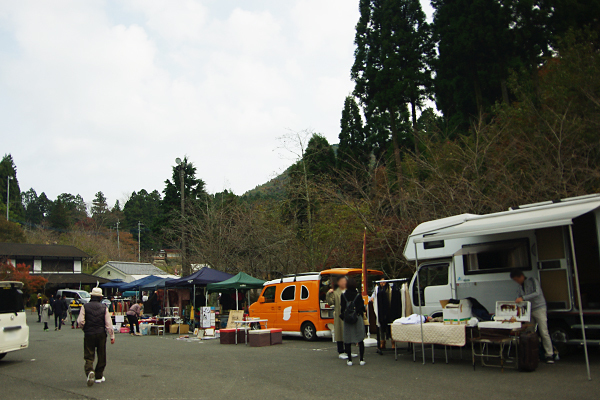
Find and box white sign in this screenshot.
[201,307,212,328]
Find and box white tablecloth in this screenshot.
[391,322,466,347]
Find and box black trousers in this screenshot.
[84,333,107,379]
[345,341,365,361]
[127,315,139,333]
[54,313,63,329]
[337,341,344,354]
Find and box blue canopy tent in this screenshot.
[140,277,174,291]
[165,268,234,313]
[119,275,163,292]
[99,279,125,289]
[167,268,234,287]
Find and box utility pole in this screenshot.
[6,176,13,221]
[176,158,187,276]
[138,220,142,262]
[116,219,120,259]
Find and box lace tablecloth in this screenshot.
[391,322,466,346]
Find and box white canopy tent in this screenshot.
[407,195,600,379]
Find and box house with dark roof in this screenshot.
[0,243,110,288]
[93,261,174,283]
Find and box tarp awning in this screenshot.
[206,272,266,293]
[167,267,234,287]
[413,199,600,244]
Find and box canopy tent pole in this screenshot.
[205,287,208,307]
[568,225,592,381]
[236,289,239,311]
[193,285,196,324]
[414,241,425,365]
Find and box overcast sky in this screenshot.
[0,0,433,208]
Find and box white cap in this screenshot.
[91,287,103,297]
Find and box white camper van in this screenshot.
[0,281,29,360]
[404,194,600,353]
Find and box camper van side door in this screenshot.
[411,263,451,315]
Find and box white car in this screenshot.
[0,281,29,360]
[56,289,91,304]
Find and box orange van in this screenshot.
[248,268,383,340]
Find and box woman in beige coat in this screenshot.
[326,276,355,359]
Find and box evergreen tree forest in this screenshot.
[2,0,600,279]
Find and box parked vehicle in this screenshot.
[403,194,600,354]
[0,281,29,360]
[249,268,383,341]
[56,289,91,304]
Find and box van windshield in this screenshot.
[0,287,25,314]
[78,291,90,298]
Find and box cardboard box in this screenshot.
[249,330,271,347]
[269,328,283,345]
[440,299,472,325]
[169,324,189,334]
[494,301,531,322]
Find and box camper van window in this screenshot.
[413,263,449,306]
[424,240,445,249]
[301,285,309,300]
[281,285,296,301]
[263,286,276,303]
[462,238,530,275]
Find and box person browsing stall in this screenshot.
[327,276,355,360]
[510,269,554,364]
[126,299,143,336]
[340,277,366,366]
[77,287,115,386]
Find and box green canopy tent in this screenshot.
[206,272,266,310]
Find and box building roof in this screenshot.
[33,273,111,285]
[102,261,169,276]
[0,243,89,258]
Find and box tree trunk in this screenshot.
[388,107,403,192]
[411,100,420,156]
[501,80,509,104]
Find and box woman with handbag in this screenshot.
[340,277,366,366]
[40,299,52,332]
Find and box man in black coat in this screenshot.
[54,295,68,330]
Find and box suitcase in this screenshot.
[518,331,539,372]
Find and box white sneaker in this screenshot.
[86,371,95,387]
[95,377,105,383]
[338,353,348,359]
[360,361,366,366]
[351,353,358,358]
[347,360,353,366]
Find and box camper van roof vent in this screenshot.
[509,193,600,211]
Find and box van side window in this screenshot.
[262,286,276,303]
[301,285,309,300]
[281,285,296,301]
[413,263,449,306]
[462,238,530,275]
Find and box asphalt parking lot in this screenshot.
[1,314,599,400]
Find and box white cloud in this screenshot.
[0,0,370,207]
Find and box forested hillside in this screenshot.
[2,0,599,279]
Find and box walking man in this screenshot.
[510,269,554,364]
[54,295,67,330]
[77,288,115,386]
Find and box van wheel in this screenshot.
[0,353,6,361]
[301,322,317,341]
